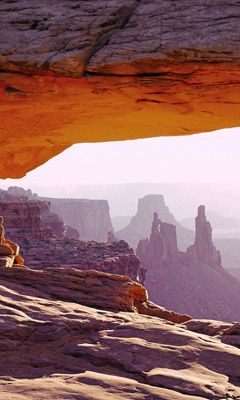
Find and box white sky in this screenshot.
[1,128,240,190]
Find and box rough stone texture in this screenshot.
[8,187,113,243]
[137,208,240,321]
[0,196,65,240]
[0,1,239,178]
[21,239,145,285]
[0,201,42,238]
[0,188,144,283]
[0,266,239,399]
[0,217,25,268]
[64,225,80,240]
[117,194,194,250]
[38,201,65,239]
[0,266,190,322]
[186,205,222,268]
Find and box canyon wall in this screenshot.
[7,187,113,243]
[136,206,240,321]
[49,198,113,243]
[0,188,142,283]
[0,193,65,241]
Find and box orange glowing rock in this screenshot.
[1,64,239,178]
[0,1,239,178]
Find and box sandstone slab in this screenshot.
[0,266,239,399]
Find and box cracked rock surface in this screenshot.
[1,0,240,75]
[0,266,240,399]
[0,1,239,177]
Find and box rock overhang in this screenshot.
[0,0,239,178]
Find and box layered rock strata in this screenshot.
[0,216,25,268]
[0,265,239,399]
[7,187,112,243]
[0,189,143,283]
[22,239,145,285]
[0,1,239,178]
[0,196,65,241]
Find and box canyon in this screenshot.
[0,215,239,399]
[0,1,239,178]
[7,186,113,242]
[0,250,240,399]
[137,206,240,321]
[0,188,144,283]
[0,2,240,398]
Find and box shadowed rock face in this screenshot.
[0,1,239,178]
[0,194,65,240]
[137,207,240,321]
[0,266,240,399]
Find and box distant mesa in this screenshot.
[137,206,240,322]
[116,194,194,250]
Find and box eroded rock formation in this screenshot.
[186,205,222,268]
[0,188,144,282]
[0,1,239,178]
[117,194,193,250]
[0,265,239,399]
[0,194,65,241]
[22,239,145,285]
[0,216,25,268]
[7,187,113,243]
[137,207,240,321]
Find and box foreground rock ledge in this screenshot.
[0,0,240,178]
[0,267,190,323]
[0,266,240,399]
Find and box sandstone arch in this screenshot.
[0,0,239,178]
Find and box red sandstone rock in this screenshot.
[7,187,113,243]
[0,217,25,268]
[0,188,144,283]
[0,266,239,399]
[4,239,19,256]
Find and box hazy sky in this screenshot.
[1,128,240,191]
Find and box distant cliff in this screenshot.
[137,206,240,322]
[0,188,141,283]
[116,194,194,250]
[7,187,113,243]
[0,195,65,241]
[49,198,113,242]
